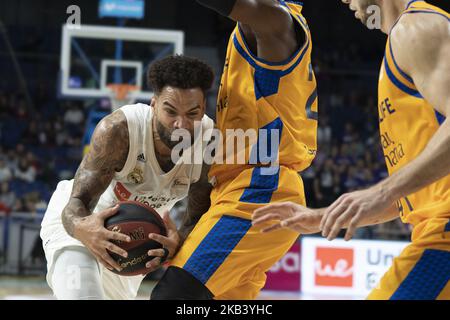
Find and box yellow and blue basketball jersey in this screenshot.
[379,0,450,230]
[371,0,450,300]
[171,2,317,299]
[209,0,318,183]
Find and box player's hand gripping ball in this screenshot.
[104,201,168,276]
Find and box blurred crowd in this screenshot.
[0,90,85,214]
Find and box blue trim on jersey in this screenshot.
[240,166,280,204]
[232,12,311,99]
[280,0,303,7]
[445,220,450,232]
[406,0,421,10]
[183,215,252,284]
[280,17,310,76]
[404,10,450,21]
[236,9,309,68]
[233,31,310,99]
[237,24,299,67]
[388,38,414,84]
[384,56,423,98]
[233,35,258,69]
[233,36,281,99]
[249,117,283,165]
[435,111,446,126]
[390,249,450,300]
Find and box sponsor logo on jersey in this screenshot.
[114,182,131,201]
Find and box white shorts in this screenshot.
[40,180,145,300]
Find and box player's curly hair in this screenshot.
[147,55,214,95]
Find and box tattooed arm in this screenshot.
[178,164,213,243]
[61,110,132,272]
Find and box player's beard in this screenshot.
[155,119,195,149]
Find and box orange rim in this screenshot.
[107,84,139,100]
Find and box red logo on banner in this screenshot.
[114,182,131,201]
[315,247,354,287]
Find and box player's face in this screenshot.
[341,0,378,26]
[152,86,206,149]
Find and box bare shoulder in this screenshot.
[85,110,129,172]
[391,12,449,65]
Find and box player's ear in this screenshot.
[150,96,157,108]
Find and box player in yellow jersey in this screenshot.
[151,0,318,299]
[253,0,450,300]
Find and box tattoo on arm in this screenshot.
[179,165,212,242]
[62,111,129,237]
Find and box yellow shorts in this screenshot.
[368,218,450,300]
[170,166,304,300]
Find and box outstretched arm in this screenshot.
[196,0,302,62]
[252,202,398,237]
[321,14,450,241]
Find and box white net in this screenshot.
[108,84,139,112]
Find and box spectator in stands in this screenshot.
[12,198,29,212]
[0,159,12,183]
[317,116,332,146]
[0,182,15,212]
[14,158,36,183]
[43,121,56,146]
[342,122,356,144]
[63,103,85,136]
[63,103,84,126]
[55,126,69,147]
[22,121,40,146]
[314,159,336,207]
[5,149,18,171]
[15,97,29,120]
[15,143,27,159]
[343,166,360,192]
[0,92,8,119]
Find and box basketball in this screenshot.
[104,201,167,276]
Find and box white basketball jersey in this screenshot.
[94,103,214,215]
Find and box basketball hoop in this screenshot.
[107,84,140,112]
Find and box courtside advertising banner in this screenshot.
[301,237,409,297]
[264,241,301,292]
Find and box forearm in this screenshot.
[352,203,399,228]
[61,197,92,237]
[317,203,398,229]
[178,183,212,243]
[381,119,450,202]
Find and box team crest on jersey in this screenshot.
[127,167,144,184]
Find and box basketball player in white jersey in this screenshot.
[40,55,215,300]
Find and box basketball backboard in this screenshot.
[59,24,184,101]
